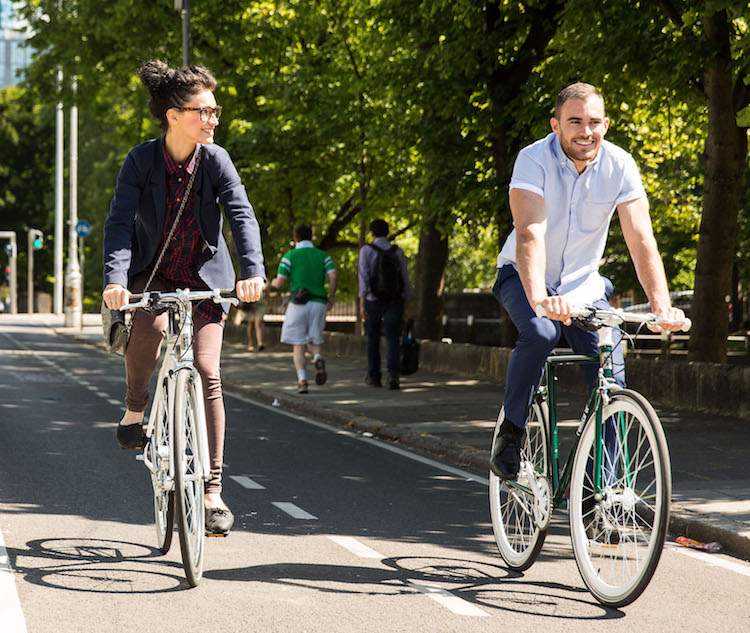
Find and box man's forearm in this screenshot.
[516,232,547,309]
[631,238,671,313]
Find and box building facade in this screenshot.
[0,0,30,87]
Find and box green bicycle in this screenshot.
[489,305,690,607]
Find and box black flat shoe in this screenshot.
[116,423,146,450]
[205,507,234,536]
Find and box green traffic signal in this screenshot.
[33,237,43,250]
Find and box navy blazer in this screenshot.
[103,137,265,292]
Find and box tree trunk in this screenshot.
[688,10,748,362]
[414,218,449,340]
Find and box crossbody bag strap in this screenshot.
[142,147,203,294]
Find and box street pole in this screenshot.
[54,67,64,314]
[181,0,191,66]
[27,229,34,314]
[64,76,82,328]
[0,231,18,314]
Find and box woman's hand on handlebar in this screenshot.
[236,276,265,303]
[103,284,130,310]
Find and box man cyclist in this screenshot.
[490,82,685,480]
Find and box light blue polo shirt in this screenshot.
[498,132,647,305]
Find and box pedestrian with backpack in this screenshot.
[358,219,412,390]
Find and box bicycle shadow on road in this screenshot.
[204,555,624,620]
[6,537,190,594]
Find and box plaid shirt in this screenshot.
[147,144,222,323]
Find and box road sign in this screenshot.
[75,219,92,238]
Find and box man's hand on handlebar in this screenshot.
[647,306,686,333]
[236,276,265,303]
[103,284,130,310]
[536,295,572,326]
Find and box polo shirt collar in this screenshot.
[295,240,314,249]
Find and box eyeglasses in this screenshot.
[177,105,222,123]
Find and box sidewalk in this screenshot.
[40,314,750,561]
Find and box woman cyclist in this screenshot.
[102,60,265,535]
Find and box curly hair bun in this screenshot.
[138,59,174,95]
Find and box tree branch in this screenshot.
[318,195,363,251]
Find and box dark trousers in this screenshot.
[365,300,404,379]
[492,265,625,428]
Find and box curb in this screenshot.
[58,327,750,562]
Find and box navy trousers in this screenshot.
[492,265,625,429]
[365,299,404,379]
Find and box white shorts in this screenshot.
[280,301,327,345]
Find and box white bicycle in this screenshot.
[123,288,237,587]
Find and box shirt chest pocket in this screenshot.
[577,200,614,232]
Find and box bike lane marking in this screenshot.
[668,544,750,577]
[0,529,28,633]
[229,475,266,490]
[271,502,318,520]
[406,580,490,617]
[327,535,383,559]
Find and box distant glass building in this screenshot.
[0,0,30,87]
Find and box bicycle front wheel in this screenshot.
[173,369,206,587]
[489,401,549,571]
[152,377,174,554]
[569,389,671,607]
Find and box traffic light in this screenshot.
[30,229,43,250]
[3,243,12,257]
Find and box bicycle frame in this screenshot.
[141,292,211,489]
[505,325,621,506]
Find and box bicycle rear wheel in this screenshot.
[151,378,174,554]
[173,369,206,587]
[489,401,549,571]
[569,389,671,607]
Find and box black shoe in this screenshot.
[205,507,234,536]
[388,375,400,390]
[314,357,327,385]
[489,419,526,480]
[365,374,382,387]
[297,379,309,394]
[116,422,146,450]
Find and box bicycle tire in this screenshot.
[173,369,206,587]
[489,401,549,571]
[152,377,174,554]
[569,388,671,607]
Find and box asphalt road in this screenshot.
[0,321,749,633]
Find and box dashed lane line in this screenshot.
[229,475,266,490]
[327,535,383,559]
[407,581,490,617]
[271,502,318,520]
[0,529,28,633]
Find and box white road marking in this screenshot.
[229,475,266,490]
[223,389,489,486]
[407,580,489,617]
[671,545,750,577]
[272,502,317,520]
[107,399,121,406]
[327,535,383,559]
[0,529,28,632]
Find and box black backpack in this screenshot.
[369,243,405,302]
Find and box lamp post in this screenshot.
[175,0,191,66]
[64,76,82,328]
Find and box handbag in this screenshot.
[400,319,420,375]
[290,287,311,305]
[101,147,203,355]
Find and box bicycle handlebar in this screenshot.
[122,288,239,312]
[535,304,692,332]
